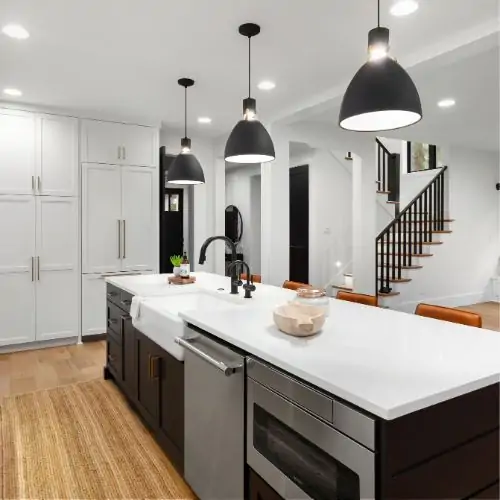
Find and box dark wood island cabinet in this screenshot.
[104,283,185,474]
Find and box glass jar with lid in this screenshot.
[293,288,330,316]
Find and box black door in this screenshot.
[289,165,309,284]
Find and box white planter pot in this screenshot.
[173,266,181,277]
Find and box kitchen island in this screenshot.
[105,272,500,500]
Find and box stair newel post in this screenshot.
[433,178,438,233]
[382,149,386,192]
[404,211,410,267]
[440,171,445,230]
[418,197,423,254]
[381,233,386,292]
[378,144,381,189]
[397,218,402,279]
[438,173,442,230]
[391,225,396,282]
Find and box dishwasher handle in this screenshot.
[175,336,243,377]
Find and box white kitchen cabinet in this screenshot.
[82,163,157,274]
[81,119,157,167]
[36,270,78,341]
[35,197,78,341]
[0,273,36,346]
[80,120,122,165]
[37,114,78,196]
[0,195,78,346]
[121,124,157,167]
[82,274,107,337]
[122,167,155,271]
[0,196,36,274]
[0,195,36,346]
[82,163,122,274]
[0,109,36,195]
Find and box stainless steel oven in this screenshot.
[247,358,375,500]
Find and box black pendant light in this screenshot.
[339,0,422,132]
[224,23,275,164]
[167,78,205,185]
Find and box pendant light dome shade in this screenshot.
[166,78,205,185]
[225,118,275,163]
[339,0,422,132]
[224,23,275,164]
[339,57,422,132]
[167,141,205,185]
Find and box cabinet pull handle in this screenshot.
[118,220,121,259]
[118,146,121,160]
[148,354,152,379]
[37,256,40,281]
[122,220,126,259]
[151,356,160,379]
[37,176,41,192]
[123,146,126,161]
[120,316,125,340]
[31,176,35,192]
[31,257,34,281]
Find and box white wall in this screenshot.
[307,149,353,288]
[160,127,216,271]
[390,145,499,311]
[225,164,261,273]
[250,175,262,274]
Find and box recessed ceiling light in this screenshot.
[197,117,212,124]
[257,80,276,91]
[3,88,23,97]
[390,0,419,16]
[438,98,456,108]
[2,24,30,39]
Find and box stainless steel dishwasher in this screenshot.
[176,326,245,500]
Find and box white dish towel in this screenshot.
[130,296,143,320]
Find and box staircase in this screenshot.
[376,165,451,302]
[331,139,452,305]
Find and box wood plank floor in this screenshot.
[0,341,105,402]
[457,302,499,332]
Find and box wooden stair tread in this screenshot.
[332,285,353,291]
[378,291,400,297]
[378,253,433,257]
[380,241,443,245]
[378,264,423,269]
[401,219,454,223]
[432,230,453,234]
[397,230,452,234]
[343,273,353,277]
[378,278,412,283]
[386,201,399,204]
[377,190,390,194]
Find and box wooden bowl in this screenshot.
[273,302,326,337]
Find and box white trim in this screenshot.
[0,336,78,354]
[391,291,492,314]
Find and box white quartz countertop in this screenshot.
[107,272,500,420]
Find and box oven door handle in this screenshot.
[175,336,243,376]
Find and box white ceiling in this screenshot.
[0,0,497,137]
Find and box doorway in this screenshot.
[289,165,309,284]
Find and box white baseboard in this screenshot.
[0,337,78,355]
[392,291,492,314]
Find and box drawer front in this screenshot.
[107,338,123,379]
[106,284,121,307]
[120,289,133,314]
[107,301,123,344]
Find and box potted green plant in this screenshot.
[170,255,183,276]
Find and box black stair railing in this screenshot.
[376,166,448,295]
[376,138,391,193]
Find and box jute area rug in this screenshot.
[0,379,195,499]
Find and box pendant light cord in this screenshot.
[248,36,251,98]
[184,86,187,138]
[377,0,380,27]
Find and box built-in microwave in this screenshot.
[247,358,376,500]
